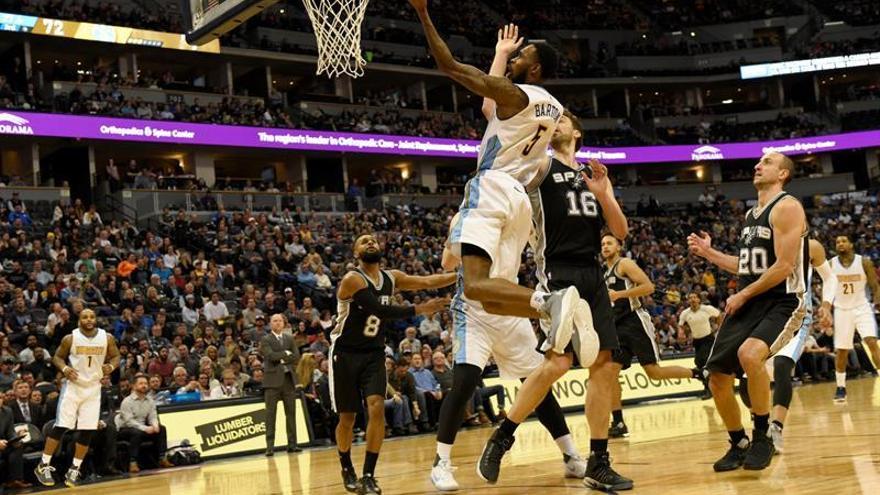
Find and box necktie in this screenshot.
[21,402,31,423]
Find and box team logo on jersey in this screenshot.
[691,145,724,161]
[379,295,391,305]
[74,346,105,355]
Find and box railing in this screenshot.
[0,186,70,203]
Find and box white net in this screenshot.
[302,0,370,78]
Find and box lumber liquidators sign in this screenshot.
[1,111,878,163]
[160,397,310,459]
[484,357,702,412]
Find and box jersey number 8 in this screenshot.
[738,247,769,275]
[363,315,381,337]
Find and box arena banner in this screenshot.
[1,110,879,162]
[483,357,702,412]
[0,11,220,52]
[160,397,311,459]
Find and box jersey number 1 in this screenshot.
[364,315,381,337]
[522,125,548,156]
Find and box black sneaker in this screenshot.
[834,386,846,403]
[713,439,749,472]
[608,422,630,438]
[584,451,633,491]
[743,433,775,470]
[477,428,515,484]
[342,467,358,493]
[357,474,382,494]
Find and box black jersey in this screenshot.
[530,158,605,282]
[737,192,809,299]
[604,258,643,321]
[330,269,396,352]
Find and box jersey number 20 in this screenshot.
[363,315,381,337]
[738,247,769,274]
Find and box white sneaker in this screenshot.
[769,423,784,454]
[563,454,587,478]
[431,458,459,491]
[540,286,580,354]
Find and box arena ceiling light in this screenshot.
[740,51,880,79]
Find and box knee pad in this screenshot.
[533,390,570,439]
[75,430,95,446]
[773,356,795,409]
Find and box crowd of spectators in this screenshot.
[4,0,182,32]
[812,0,880,27]
[797,33,880,59]
[657,112,829,144]
[629,0,801,30]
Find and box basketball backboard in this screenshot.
[180,0,281,45]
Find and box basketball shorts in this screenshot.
[539,262,618,355]
[833,302,878,350]
[776,296,813,362]
[451,302,543,380]
[612,310,660,370]
[693,335,714,369]
[328,347,386,413]
[56,382,101,430]
[706,294,806,375]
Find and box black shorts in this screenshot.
[612,310,659,370]
[706,294,805,376]
[693,335,714,369]
[329,348,386,413]
[544,261,618,352]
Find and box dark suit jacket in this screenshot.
[0,406,15,441]
[9,400,48,429]
[260,332,300,389]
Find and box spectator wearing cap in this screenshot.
[0,356,16,390]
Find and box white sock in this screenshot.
[436,442,453,462]
[41,454,52,465]
[836,372,847,388]
[530,291,550,310]
[72,457,83,469]
[555,434,579,458]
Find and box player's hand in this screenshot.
[98,420,106,430]
[687,231,712,258]
[723,292,748,317]
[392,393,402,404]
[581,159,611,196]
[608,290,621,302]
[495,24,524,58]
[63,366,79,382]
[419,297,451,316]
[102,364,113,376]
[413,405,421,417]
[408,0,428,13]
[0,439,7,451]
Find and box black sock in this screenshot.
[590,438,608,454]
[612,409,624,424]
[498,418,519,437]
[753,414,770,435]
[339,450,353,470]
[363,451,379,477]
[772,420,783,430]
[728,429,748,446]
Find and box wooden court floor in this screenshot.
[60,378,880,494]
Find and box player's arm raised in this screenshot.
[727,199,806,315]
[862,256,880,306]
[389,270,456,291]
[103,334,121,376]
[409,0,528,118]
[53,335,78,382]
[582,159,628,239]
[482,24,523,120]
[610,258,654,302]
[809,239,836,327]
[688,231,738,274]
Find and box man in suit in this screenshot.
[9,380,48,429]
[260,313,301,456]
[1,403,32,489]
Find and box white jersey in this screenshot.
[68,328,108,388]
[478,84,563,187]
[831,255,870,310]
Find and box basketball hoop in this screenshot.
[302,0,370,78]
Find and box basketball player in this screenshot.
[738,239,835,453]
[475,107,632,491]
[34,309,120,487]
[602,234,703,438]
[331,234,453,495]
[688,151,808,472]
[678,293,722,400]
[828,234,880,402]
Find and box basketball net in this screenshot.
[302,0,370,78]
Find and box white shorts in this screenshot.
[449,169,531,283]
[56,382,101,430]
[452,304,544,380]
[833,303,878,350]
